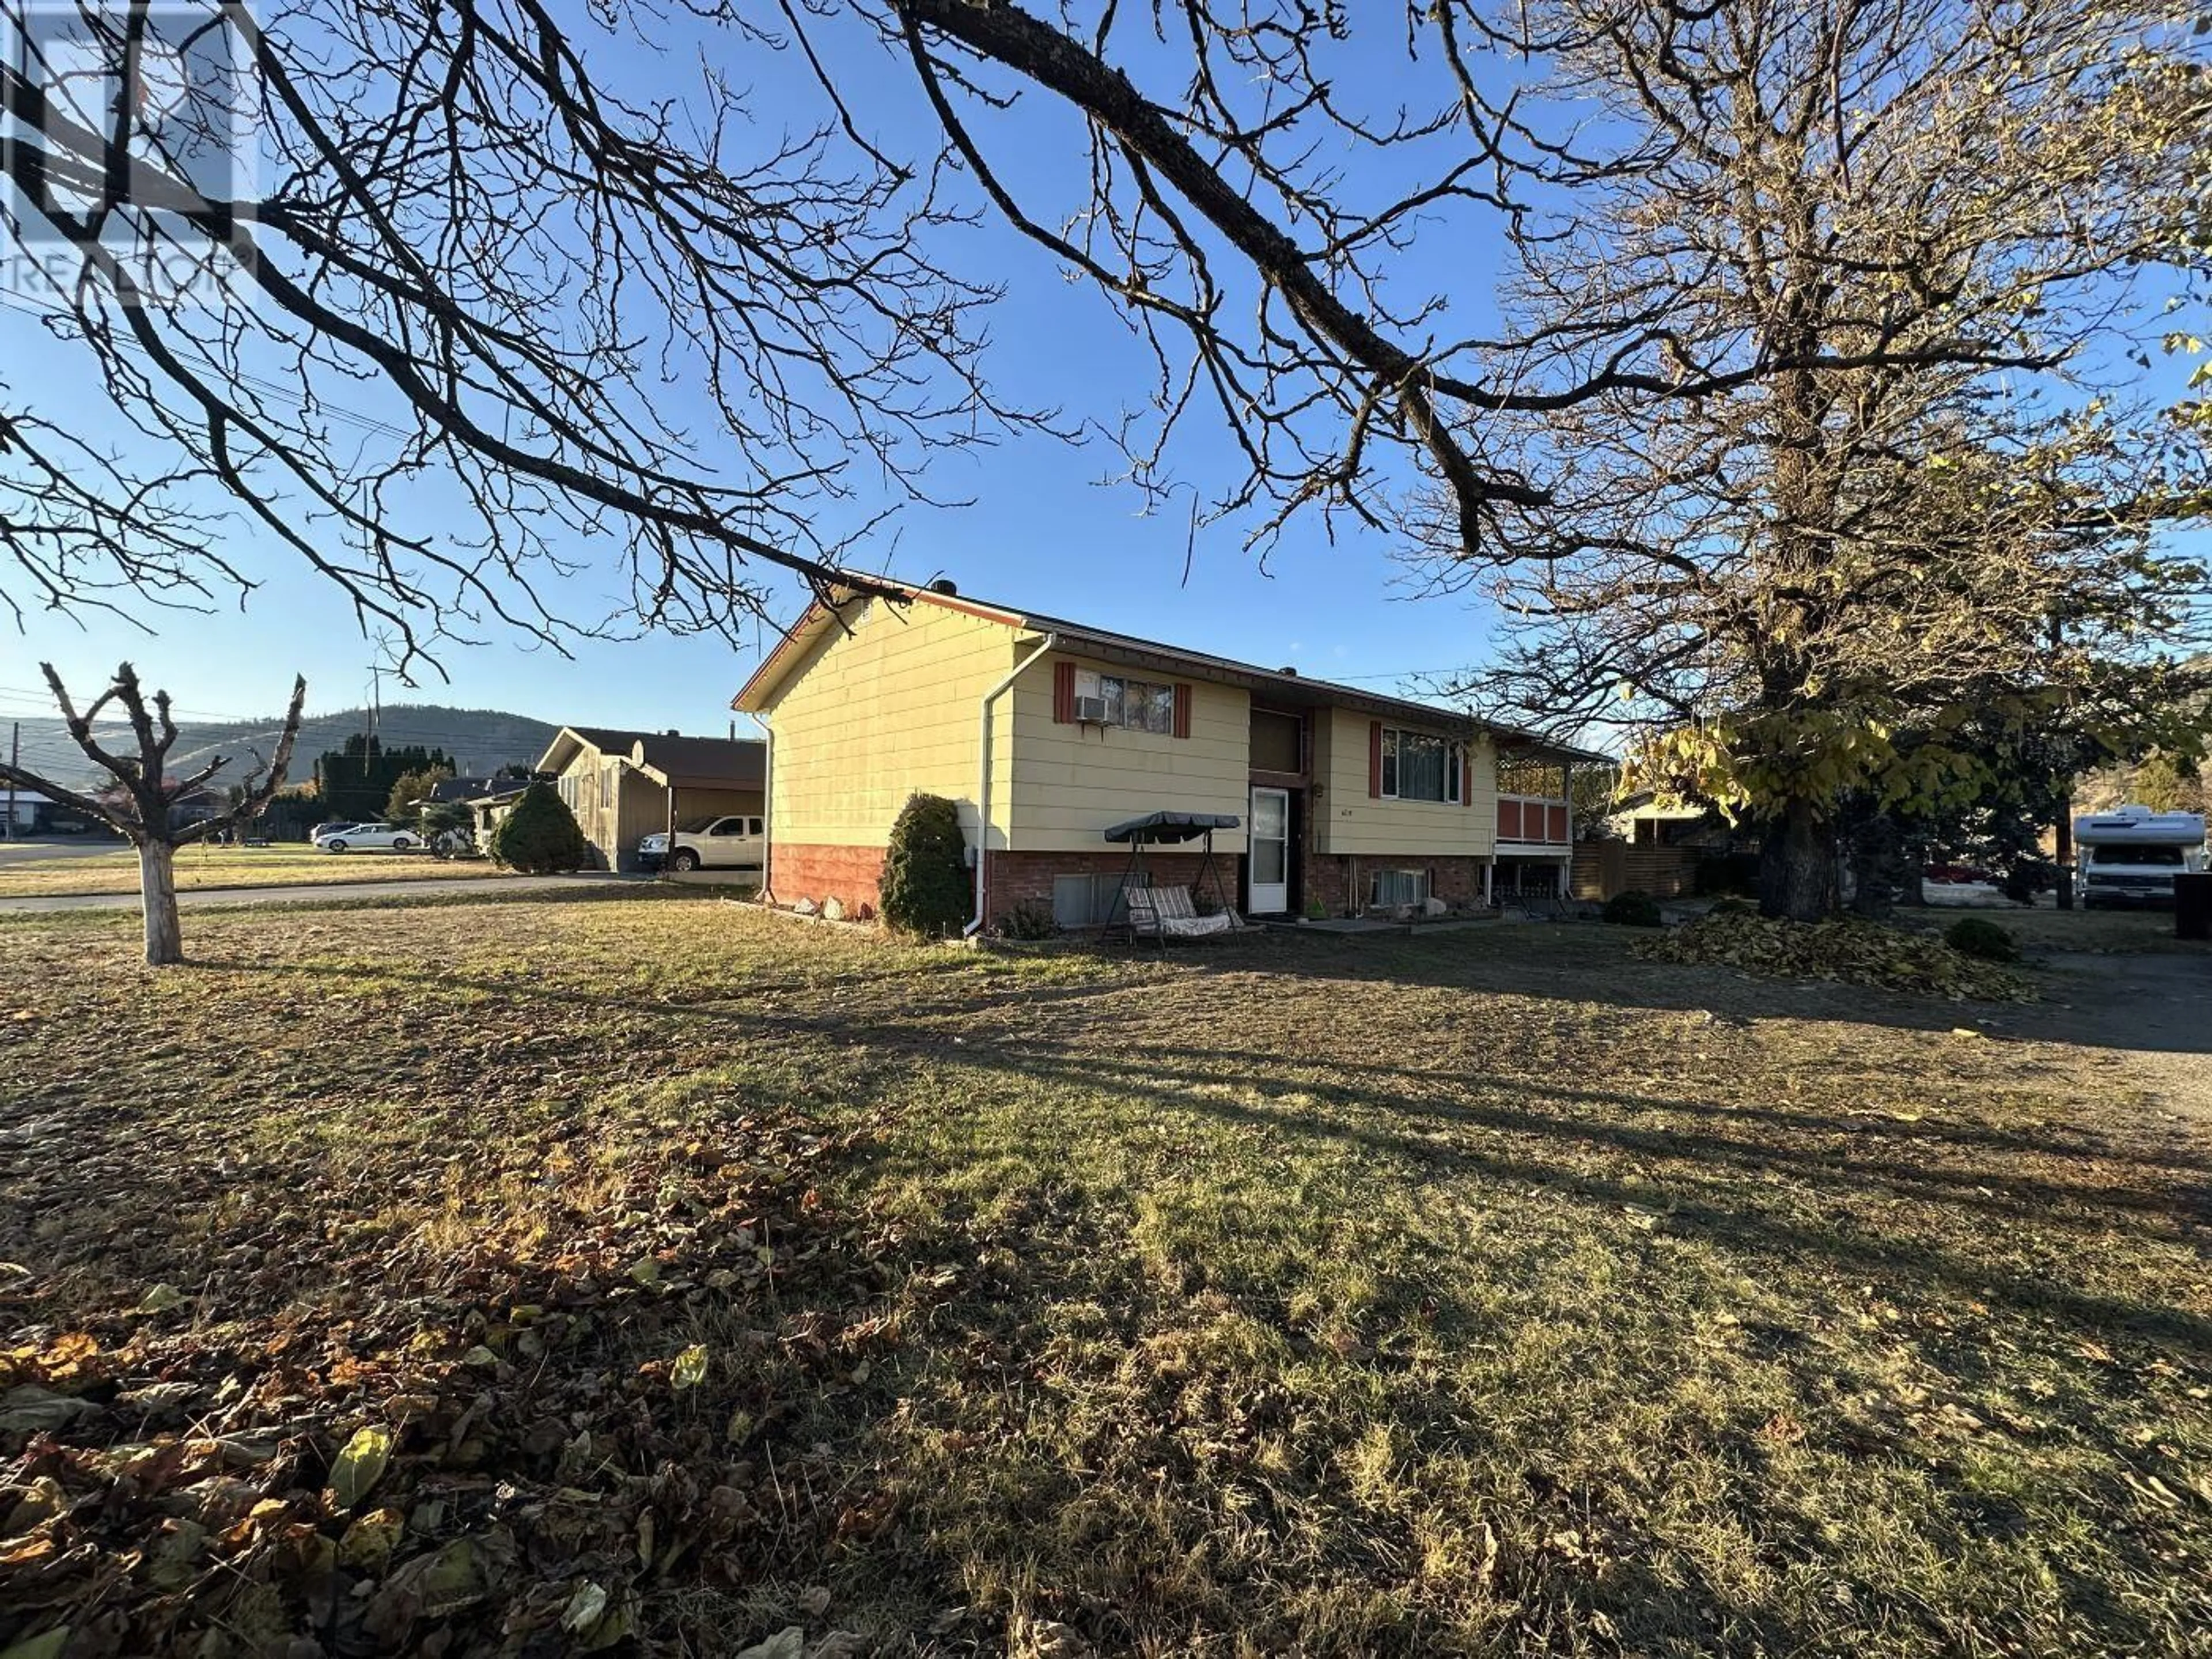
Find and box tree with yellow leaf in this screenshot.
[1426,0,2210,918]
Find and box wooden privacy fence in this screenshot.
[1571,840,1700,900]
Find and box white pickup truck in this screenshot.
[637,813,765,873]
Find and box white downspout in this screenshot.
[742,711,772,903]
[966,632,1059,937]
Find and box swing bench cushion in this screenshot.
[1127,884,1236,938]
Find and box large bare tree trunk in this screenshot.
[1760,799,1836,922]
[138,840,183,967]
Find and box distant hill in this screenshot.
[10,704,560,790]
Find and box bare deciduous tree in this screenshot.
[0,1,1041,668]
[0,662,306,963]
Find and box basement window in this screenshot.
[1369,869,1430,908]
[1052,872,1148,928]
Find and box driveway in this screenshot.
[2028,949,2212,1122]
[0,873,644,913]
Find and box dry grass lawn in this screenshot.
[0,897,2206,1657]
[0,842,527,899]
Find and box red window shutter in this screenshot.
[1461,748,1474,808]
[1172,683,1192,739]
[1052,660,1076,724]
[1368,721,1383,797]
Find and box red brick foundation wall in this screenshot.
[987,850,1220,928]
[1300,852,1491,916]
[771,843,887,916]
[775,842,1506,925]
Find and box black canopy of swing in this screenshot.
[1103,809,1241,844]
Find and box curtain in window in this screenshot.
[1398,733,1447,801]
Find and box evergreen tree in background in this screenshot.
[315,735,454,823]
[487,782,589,874]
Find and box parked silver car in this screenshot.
[317,824,420,853]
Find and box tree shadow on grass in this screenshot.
[182,945,2212,1361]
[21,934,2212,1656]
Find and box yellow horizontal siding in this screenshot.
[1006,660,1249,853]
[761,597,1020,849]
[1314,709,1497,858]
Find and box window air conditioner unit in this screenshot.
[1074,695,1109,723]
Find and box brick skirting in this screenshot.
[1303,852,1491,916]
[987,849,1224,928]
[773,841,1508,928]
[770,843,888,916]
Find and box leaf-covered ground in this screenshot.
[0,844,522,899]
[1,898,2207,1656]
[1633,910,2036,1001]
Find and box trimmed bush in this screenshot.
[998,899,1059,941]
[880,793,971,937]
[1944,916,2020,963]
[1603,889,1664,927]
[486,781,589,873]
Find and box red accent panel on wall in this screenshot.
[1498,799,1523,840]
[1052,660,1076,724]
[1463,750,1474,808]
[1172,683,1192,738]
[1369,721,1383,797]
[1547,804,1570,843]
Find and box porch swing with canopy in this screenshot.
[1103,809,1243,942]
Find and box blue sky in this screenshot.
[2,7,1498,739]
[2,7,2201,750]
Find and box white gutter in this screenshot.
[966,632,1059,937]
[741,710,774,902]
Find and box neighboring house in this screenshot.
[532,727,766,871]
[462,778,533,839]
[2,787,99,835]
[1605,789,1717,847]
[429,774,521,806]
[732,576,1606,926]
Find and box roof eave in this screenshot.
[533,729,588,775]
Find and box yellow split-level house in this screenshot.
[731,576,1605,929]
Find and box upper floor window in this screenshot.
[1382,728,1463,804]
[1076,668,1175,734]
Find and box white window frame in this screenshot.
[1380,728,1463,804]
[1370,868,1430,908]
[1074,668,1175,735]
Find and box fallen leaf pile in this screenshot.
[1633,911,2036,1002]
[0,1113,911,1657]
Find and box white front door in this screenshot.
[1249,786,1290,914]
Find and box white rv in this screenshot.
[2073,805,2207,908]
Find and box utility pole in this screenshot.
[6,723,16,840]
[366,664,382,745]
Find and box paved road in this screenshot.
[0,873,646,913]
[0,838,124,865]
